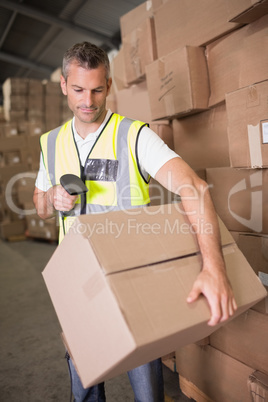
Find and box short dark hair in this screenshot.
[62,42,110,81]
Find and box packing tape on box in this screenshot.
[247,123,262,168]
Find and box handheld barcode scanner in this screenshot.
[59,174,88,235]
[60,174,88,196]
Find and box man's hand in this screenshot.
[33,185,78,220]
[52,185,78,212]
[187,264,237,326]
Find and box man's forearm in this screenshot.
[180,183,226,273]
[33,187,56,219]
[155,157,225,271]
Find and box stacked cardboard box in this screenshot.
[2,78,28,122]
[0,77,66,240]
[27,79,44,123]
[43,81,63,131]
[17,176,59,242]
[113,1,268,400]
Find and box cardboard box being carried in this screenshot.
[226,80,268,168]
[42,203,266,388]
[146,46,209,120]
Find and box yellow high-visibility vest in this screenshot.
[40,113,151,243]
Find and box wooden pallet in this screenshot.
[25,230,58,244]
[179,375,214,402]
[6,234,27,242]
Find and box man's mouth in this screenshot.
[79,106,97,113]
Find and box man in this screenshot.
[34,42,237,402]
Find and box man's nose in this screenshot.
[84,90,93,106]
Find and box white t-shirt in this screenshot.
[35,110,179,191]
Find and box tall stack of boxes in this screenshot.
[0,77,70,241]
[110,0,268,400]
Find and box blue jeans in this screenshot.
[67,355,165,402]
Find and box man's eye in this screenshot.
[74,89,82,92]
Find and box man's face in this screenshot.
[60,62,112,126]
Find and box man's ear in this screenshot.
[60,75,67,95]
[106,77,112,96]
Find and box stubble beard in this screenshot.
[75,102,106,125]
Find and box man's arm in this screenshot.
[155,156,237,326]
[33,186,78,219]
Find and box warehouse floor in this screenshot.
[0,238,193,402]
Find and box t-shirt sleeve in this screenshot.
[35,153,52,192]
[137,125,180,179]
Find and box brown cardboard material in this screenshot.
[227,0,268,23]
[42,203,266,388]
[7,110,27,122]
[150,0,168,9]
[122,17,157,85]
[149,123,176,207]
[252,289,268,314]
[28,95,43,112]
[120,2,154,38]
[210,309,268,375]
[26,214,58,241]
[234,232,268,275]
[2,77,28,96]
[25,122,43,137]
[115,80,167,125]
[248,371,268,401]
[172,104,230,170]
[146,46,209,121]
[154,0,241,58]
[0,219,26,239]
[0,136,25,152]
[0,164,29,184]
[43,81,61,96]
[179,375,214,402]
[16,174,37,206]
[28,78,43,96]
[233,231,268,313]
[3,123,18,137]
[226,80,268,168]
[110,47,129,93]
[206,167,268,234]
[150,122,174,151]
[176,344,254,402]
[207,15,268,107]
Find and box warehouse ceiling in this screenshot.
[0,0,145,104]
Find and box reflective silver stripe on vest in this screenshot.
[47,126,61,186]
[85,203,146,214]
[116,117,134,209]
